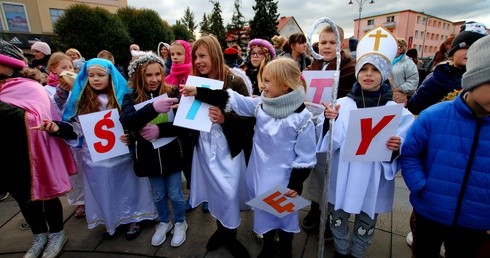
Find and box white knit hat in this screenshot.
[31,41,51,55]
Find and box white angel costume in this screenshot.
[223,88,317,234]
[316,97,414,219]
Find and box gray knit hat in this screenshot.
[462,36,490,91]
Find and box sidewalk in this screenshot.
[0,175,412,257]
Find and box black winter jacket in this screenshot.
[120,89,183,177]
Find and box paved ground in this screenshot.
[0,175,413,258]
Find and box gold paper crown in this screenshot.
[356,26,397,64]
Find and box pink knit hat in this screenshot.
[31,41,51,55]
[0,39,26,69]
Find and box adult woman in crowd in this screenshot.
[390,38,419,105]
[29,41,51,75]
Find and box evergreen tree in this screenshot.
[200,13,211,36]
[53,4,131,63]
[180,7,197,38]
[208,0,227,49]
[172,23,193,41]
[117,7,173,52]
[227,0,246,47]
[249,0,279,40]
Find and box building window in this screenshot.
[50,9,65,25]
[367,19,374,26]
[414,30,419,39]
[386,16,394,23]
[417,16,421,24]
[1,3,29,32]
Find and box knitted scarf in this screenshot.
[261,87,305,119]
[165,63,191,86]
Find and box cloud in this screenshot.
[127,0,490,37]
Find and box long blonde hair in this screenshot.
[129,60,173,104]
[263,58,306,92]
[78,77,118,115]
[191,35,228,81]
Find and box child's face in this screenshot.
[470,82,490,114]
[292,41,307,55]
[67,52,79,61]
[318,31,336,62]
[144,63,163,92]
[452,48,468,68]
[250,46,265,68]
[357,63,382,92]
[261,69,287,98]
[194,45,212,76]
[170,45,185,65]
[87,68,109,91]
[160,47,169,58]
[52,59,74,75]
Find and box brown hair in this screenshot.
[282,33,307,54]
[97,50,115,64]
[396,38,408,54]
[77,70,118,115]
[191,35,228,81]
[129,60,173,104]
[320,25,345,41]
[47,52,72,74]
[432,35,455,69]
[271,35,287,49]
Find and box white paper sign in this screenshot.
[78,109,129,162]
[246,185,311,218]
[134,94,177,149]
[342,104,403,162]
[302,70,336,105]
[174,76,224,132]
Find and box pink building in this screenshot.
[354,10,460,58]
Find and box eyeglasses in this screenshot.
[250,51,265,57]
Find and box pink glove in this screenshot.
[139,124,160,142]
[153,97,178,113]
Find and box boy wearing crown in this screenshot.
[317,27,414,257]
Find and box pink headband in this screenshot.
[0,53,25,69]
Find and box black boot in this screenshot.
[207,220,226,251]
[302,201,320,232]
[258,230,276,258]
[222,227,250,258]
[279,230,293,258]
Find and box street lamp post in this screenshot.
[349,0,375,38]
[421,13,431,58]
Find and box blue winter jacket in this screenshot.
[407,63,465,115]
[401,92,490,230]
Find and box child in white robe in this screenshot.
[181,57,317,258]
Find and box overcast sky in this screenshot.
[126,0,490,38]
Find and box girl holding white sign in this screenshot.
[120,52,188,247]
[37,58,157,240]
[181,57,317,258]
[317,27,414,258]
[184,35,254,258]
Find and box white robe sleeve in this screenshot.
[226,89,261,117]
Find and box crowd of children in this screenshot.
[1,18,489,258]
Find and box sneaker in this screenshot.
[125,222,141,240]
[0,192,8,201]
[24,233,48,258]
[171,221,188,247]
[74,205,85,218]
[151,222,173,246]
[41,230,67,258]
[202,202,209,213]
[406,231,413,247]
[440,242,445,258]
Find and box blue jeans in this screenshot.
[328,203,378,257]
[148,172,185,223]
